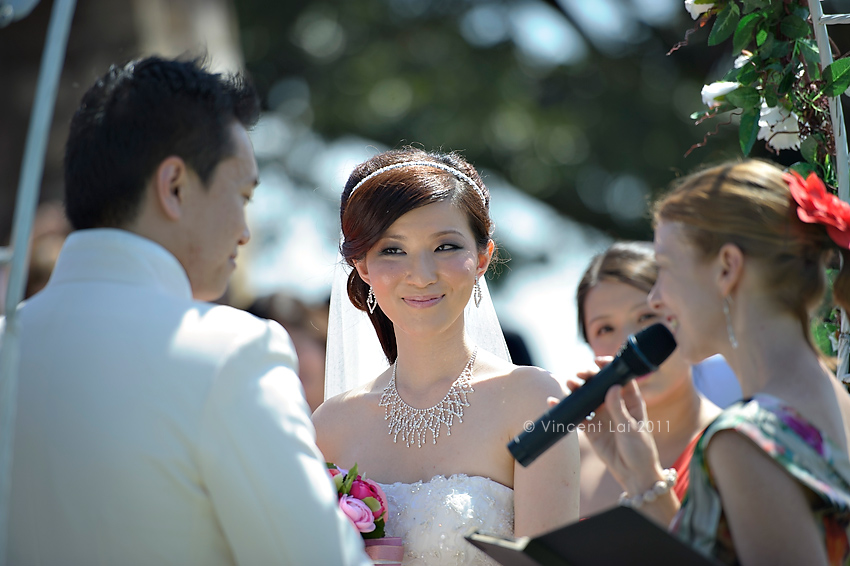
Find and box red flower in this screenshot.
[784,170,850,249]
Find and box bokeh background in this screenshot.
[2,0,848,407]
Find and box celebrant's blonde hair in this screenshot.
[653,159,850,353]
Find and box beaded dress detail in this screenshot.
[378,475,514,566]
[380,349,477,448]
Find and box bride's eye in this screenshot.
[436,243,462,252]
[379,247,404,255]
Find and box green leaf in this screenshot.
[791,4,811,21]
[709,3,741,46]
[362,521,386,540]
[737,62,757,85]
[770,41,791,59]
[742,0,769,13]
[341,463,358,494]
[362,496,381,512]
[812,319,837,357]
[722,65,740,81]
[800,135,819,164]
[791,161,819,178]
[799,40,821,79]
[725,86,760,109]
[759,33,775,58]
[778,64,797,94]
[780,15,810,39]
[756,28,769,47]
[734,13,761,52]
[764,88,778,108]
[823,58,850,97]
[739,107,760,155]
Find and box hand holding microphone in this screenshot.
[508,323,676,468]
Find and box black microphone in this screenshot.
[508,322,676,467]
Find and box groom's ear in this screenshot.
[354,260,371,286]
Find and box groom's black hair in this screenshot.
[64,55,260,230]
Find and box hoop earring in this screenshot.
[723,296,738,349]
[473,279,482,308]
[367,286,378,314]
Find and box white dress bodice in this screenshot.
[377,474,514,566]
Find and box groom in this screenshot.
[4,56,369,566]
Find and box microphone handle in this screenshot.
[508,358,634,467]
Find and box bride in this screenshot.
[312,148,580,564]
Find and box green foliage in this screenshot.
[709,3,740,46]
[363,519,385,539]
[233,0,755,242]
[739,107,760,155]
[812,318,838,358]
[823,58,850,97]
[801,134,819,165]
[684,0,850,190]
[780,15,809,40]
[812,268,841,358]
[733,13,760,53]
[726,86,759,108]
[742,0,769,12]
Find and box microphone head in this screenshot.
[619,323,677,375]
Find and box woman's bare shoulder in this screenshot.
[313,379,379,420]
[474,351,565,414]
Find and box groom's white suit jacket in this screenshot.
[4,229,369,566]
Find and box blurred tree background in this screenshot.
[3,0,849,272]
[2,0,848,371]
[232,0,848,244]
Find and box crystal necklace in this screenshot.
[379,348,477,448]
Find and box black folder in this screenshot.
[465,506,722,566]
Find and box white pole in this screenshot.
[808,0,850,379]
[0,0,76,560]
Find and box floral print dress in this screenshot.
[671,394,850,565]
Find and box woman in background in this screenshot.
[575,241,720,517]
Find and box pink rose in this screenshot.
[350,478,388,521]
[339,495,376,533]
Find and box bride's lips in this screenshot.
[402,294,444,308]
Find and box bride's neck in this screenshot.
[393,330,476,391]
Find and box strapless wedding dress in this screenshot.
[377,474,514,566]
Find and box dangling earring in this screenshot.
[367,286,378,314]
[723,296,738,349]
[473,279,482,308]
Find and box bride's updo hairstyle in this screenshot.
[653,159,850,352]
[340,148,494,363]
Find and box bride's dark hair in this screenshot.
[340,147,494,363]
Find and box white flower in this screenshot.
[757,104,801,151]
[733,53,751,69]
[701,81,740,108]
[685,0,714,20]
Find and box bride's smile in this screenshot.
[401,294,443,308]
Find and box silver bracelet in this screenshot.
[618,468,678,508]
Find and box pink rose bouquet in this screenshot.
[328,463,389,539]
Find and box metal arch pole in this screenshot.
[0,0,76,560]
[809,0,849,201]
[808,0,850,380]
